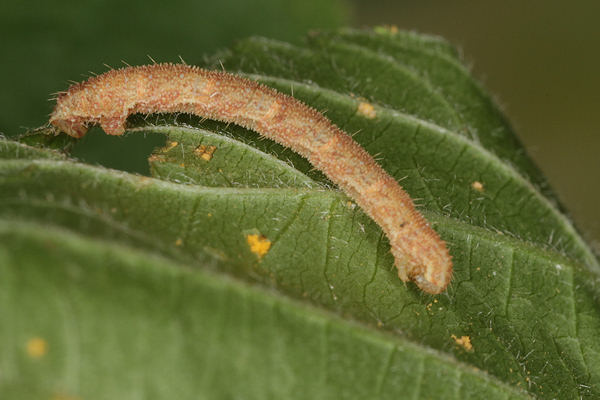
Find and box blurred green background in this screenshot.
[1,0,598,246]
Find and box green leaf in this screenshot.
[0,220,528,399]
[0,137,69,161]
[1,28,599,399]
[145,125,319,188]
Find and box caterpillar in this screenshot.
[49,63,453,294]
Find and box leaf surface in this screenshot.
[0,220,529,399]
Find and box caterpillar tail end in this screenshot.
[394,252,453,295]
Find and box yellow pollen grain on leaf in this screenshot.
[194,144,217,161]
[164,141,178,151]
[175,238,183,246]
[451,334,473,351]
[471,181,484,192]
[357,102,377,119]
[246,233,271,259]
[26,337,48,358]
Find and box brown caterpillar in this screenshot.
[49,63,453,294]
